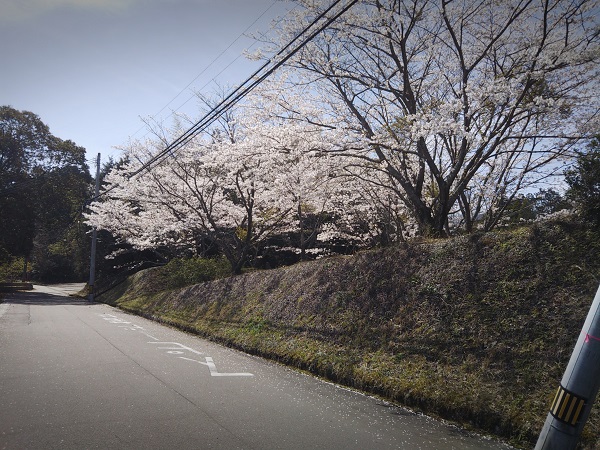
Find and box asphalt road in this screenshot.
[0,284,513,450]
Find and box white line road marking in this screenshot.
[99,315,253,377]
[99,313,158,339]
[102,314,132,325]
[119,324,143,330]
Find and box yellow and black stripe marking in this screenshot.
[550,385,587,426]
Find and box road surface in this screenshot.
[0,284,513,449]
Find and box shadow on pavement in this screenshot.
[1,290,93,306]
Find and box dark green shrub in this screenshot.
[161,256,230,289]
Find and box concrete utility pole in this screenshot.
[88,153,101,301]
[535,284,600,450]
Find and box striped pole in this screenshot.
[535,284,600,450]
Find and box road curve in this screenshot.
[0,284,513,449]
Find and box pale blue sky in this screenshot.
[0,0,291,167]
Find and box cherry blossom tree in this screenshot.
[87,106,414,272]
[255,0,600,235]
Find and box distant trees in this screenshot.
[494,188,570,226]
[0,106,92,281]
[566,137,600,227]
[0,107,50,261]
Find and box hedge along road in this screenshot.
[0,285,513,450]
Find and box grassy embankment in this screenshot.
[98,220,600,449]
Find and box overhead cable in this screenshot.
[129,0,282,140]
[99,0,358,199]
[130,0,357,175]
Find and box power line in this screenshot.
[96,0,358,200]
[127,0,358,179]
[129,0,286,140]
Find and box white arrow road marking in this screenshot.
[204,357,254,377]
[180,356,254,377]
[150,342,253,376]
[179,356,209,366]
[99,315,254,378]
[142,332,159,341]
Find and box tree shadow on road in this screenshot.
[1,290,93,306]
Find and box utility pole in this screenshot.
[88,153,101,301]
[535,284,600,449]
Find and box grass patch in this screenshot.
[158,256,231,289]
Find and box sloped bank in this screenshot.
[99,220,600,449]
